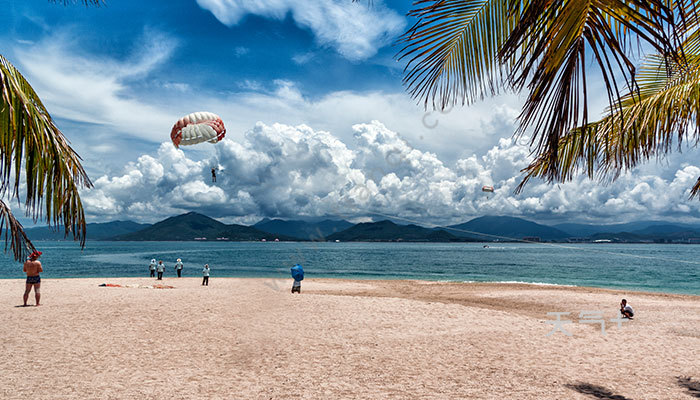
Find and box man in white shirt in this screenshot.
[149,259,156,277]
[156,260,165,280]
[620,299,634,319]
[174,258,183,277]
[202,264,210,286]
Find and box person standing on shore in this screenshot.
[202,264,210,286]
[23,250,43,306]
[175,258,183,277]
[149,259,157,277]
[156,260,165,280]
[290,264,304,294]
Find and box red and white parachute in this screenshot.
[170,111,226,148]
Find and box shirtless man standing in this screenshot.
[23,250,43,306]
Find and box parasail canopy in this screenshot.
[171,111,226,148]
[291,264,304,281]
[482,185,495,193]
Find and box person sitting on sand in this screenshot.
[156,260,165,280]
[149,259,157,277]
[202,264,210,286]
[23,250,43,306]
[620,299,634,319]
[174,258,183,278]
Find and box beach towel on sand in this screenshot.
[99,283,175,289]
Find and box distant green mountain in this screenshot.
[253,218,353,240]
[590,229,700,242]
[112,212,287,241]
[327,220,464,242]
[26,221,151,241]
[553,221,700,237]
[446,216,571,240]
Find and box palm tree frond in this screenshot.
[0,54,92,258]
[398,0,517,109]
[0,200,36,261]
[517,28,700,195]
[500,0,684,183]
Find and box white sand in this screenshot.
[0,278,698,399]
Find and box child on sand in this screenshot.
[202,264,210,286]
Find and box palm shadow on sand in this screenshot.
[678,377,700,398]
[565,383,633,400]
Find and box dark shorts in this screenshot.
[26,275,41,284]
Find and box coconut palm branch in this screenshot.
[503,0,687,170]
[399,0,699,189]
[398,0,519,109]
[517,27,700,195]
[0,54,92,261]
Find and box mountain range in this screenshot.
[253,218,353,240]
[111,212,288,241]
[445,216,570,240]
[22,213,700,243]
[24,221,151,241]
[326,220,465,242]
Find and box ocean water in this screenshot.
[1,241,698,295]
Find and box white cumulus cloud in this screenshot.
[195,0,405,60]
[80,121,700,225]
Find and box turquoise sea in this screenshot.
[1,241,698,295]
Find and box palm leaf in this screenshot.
[517,27,700,196]
[0,200,36,261]
[501,0,686,180]
[0,54,92,261]
[398,0,517,109]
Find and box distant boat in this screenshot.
[274,238,280,242]
[261,238,267,242]
[194,237,207,241]
[335,239,340,243]
[216,237,228,241]
[593,239,612,243]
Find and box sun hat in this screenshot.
[29,250,42,259]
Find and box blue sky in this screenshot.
[3,0,700,226]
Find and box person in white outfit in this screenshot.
[156,260,166,280]
[174,258,184,278]
[149,259,157,277]
[202,264,210,286]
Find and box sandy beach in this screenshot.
[1,277,698,399]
